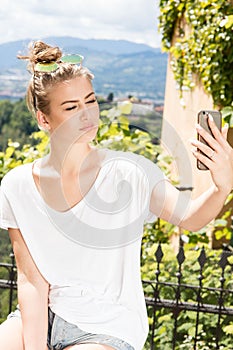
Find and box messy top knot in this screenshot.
[18,40,63,72]
[30,40,62,63]
[17,40,94,119]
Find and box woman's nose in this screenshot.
[79,108,88,121]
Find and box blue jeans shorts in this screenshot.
[8,306,134,350]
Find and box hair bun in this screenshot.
[31,41,62,63]
[17,40,63,71]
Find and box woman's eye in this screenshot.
[65,105,78,111]
[86,99,96,104]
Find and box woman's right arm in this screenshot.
[9,228,49,350]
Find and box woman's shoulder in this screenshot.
[104,148,142,163]
[104,148,159,168]
[1,162,33,188]
[103,148,158,177]
[104,147,165,182]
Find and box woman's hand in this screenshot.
[191,114,233,195]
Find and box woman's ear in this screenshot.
[36,111,51,131]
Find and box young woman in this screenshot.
[0,40,232,350]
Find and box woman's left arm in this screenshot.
[150,116,233,231]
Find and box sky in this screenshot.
[0,0,162,48]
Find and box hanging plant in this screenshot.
[159,0,233,107]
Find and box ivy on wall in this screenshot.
[159,0,233,107]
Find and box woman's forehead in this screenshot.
[49,76,93,101]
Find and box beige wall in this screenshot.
[161,54,215,198]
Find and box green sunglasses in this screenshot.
[34,54,84,73]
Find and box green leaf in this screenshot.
[225,193,233,205]
[223,324,233,335]
[221,106,233,126]
[5,146,15,159]
[98,124,109,137]
[215,227,232,240]
[159,0,233,107]
[214,219,228,227]
[118,101,132,115]
[158,315,171,323]
[225,15,233,29]
[100,110,109,117]
[118,115,129,131]
[188,326,197,337]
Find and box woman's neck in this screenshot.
[45,141,93,175]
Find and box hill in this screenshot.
[0,36,167,102]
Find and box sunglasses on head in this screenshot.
[34,54,84,73]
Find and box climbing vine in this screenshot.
[159,0,233,107]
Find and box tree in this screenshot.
[107,92,114,102]
[159,0,233,108]
[0,99,38,150]
[0,100,13,130]
[158,0,233,246]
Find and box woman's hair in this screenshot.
[18,40,94,117]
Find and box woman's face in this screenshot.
[42,75,99,144]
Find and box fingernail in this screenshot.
[196,123,202,129]
[208,113,214,122]
[191,139,198,146]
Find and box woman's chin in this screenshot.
[77,127,98,143]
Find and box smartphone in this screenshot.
[197,110,222,170]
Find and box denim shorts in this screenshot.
[8,306,134,350]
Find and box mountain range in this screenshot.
[0,36,167,102]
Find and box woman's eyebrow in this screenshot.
[61,99,79,106]
[60,92,95,106]
[85,92,95,99]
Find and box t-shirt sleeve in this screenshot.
[0,184,19,230]
[137,154,168,222]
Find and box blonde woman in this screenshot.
[0,40,232,350]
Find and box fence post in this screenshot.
[8,252,16,314]
[194,247,207,350]
[150,243,164,350]
[172,245,185,350]
[216,250,229,348]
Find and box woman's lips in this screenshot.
[79,124,95,131]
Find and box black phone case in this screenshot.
[197,110,222,170]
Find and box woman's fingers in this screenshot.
[191,138,217,159]
[190,141,217,170]
[195,123,218,151]
[195,114,230,155]
[206,113,228,145]
[190,114,233,193]
[190,116,227,170]
[222,124,229,140]
[191,147,217,170]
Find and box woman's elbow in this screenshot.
[179,220,206,233]
[17,271,49,294]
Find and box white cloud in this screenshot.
[0,0,161,47]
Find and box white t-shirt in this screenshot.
[0,149,166,350]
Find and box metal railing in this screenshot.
[142,243,233,350]
[0,253,17,315]
[1,245,233,349]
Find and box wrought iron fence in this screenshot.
[0,253,17,315]
[1,245,233,349]
[142,243,233,350]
